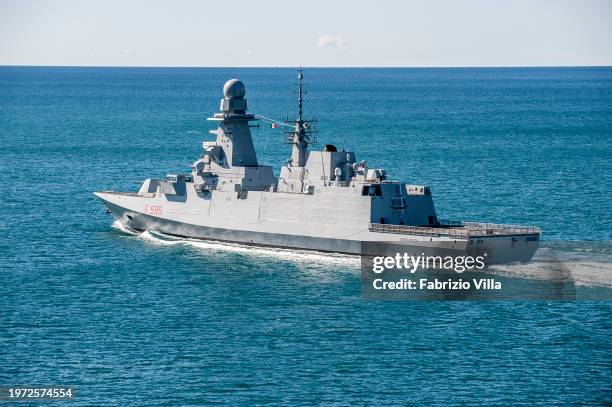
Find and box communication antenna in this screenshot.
[252,67,318,166]
[283,67,317,167]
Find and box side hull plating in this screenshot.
[98,193,539,264]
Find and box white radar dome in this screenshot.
[223,79,246,99]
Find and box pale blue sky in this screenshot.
[1,0,611,67]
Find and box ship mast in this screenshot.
[297,68,304,122]
[285,67,315,167]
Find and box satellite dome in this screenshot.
[223,79,246,99]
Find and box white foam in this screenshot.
[112,220,140,235]
[111,221,360,269]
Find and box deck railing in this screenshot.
[369,222,541,238]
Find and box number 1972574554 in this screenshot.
[2,387,75,400]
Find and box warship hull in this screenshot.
[96,191,539,264]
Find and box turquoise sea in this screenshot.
[0,67,611,405]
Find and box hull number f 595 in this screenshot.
[144,205,163,215]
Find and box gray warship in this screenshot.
[95,70,540,263]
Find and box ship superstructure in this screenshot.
[95,71,540,263]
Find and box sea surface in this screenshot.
[0,67,611,405]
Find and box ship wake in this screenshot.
[112,221,360,269]
[489,243,612,288]
[112,222,610,287]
